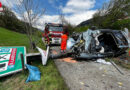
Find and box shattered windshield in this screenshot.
[49,26,63,32]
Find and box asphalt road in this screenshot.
[51,46,130,90]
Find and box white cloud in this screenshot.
[49,0,97,26]
[65,10,97,25]
[48,0,54,4]
[59,0,97,25]
[35,10,96,30]
[0,0,22,8]
[19,0,96,30]
[0,0,97,30]
[62,0,96,14]
[34,0,96,30]
[34,15,60,30]
[44,15,60,23]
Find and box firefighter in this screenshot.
[61,31,68,53]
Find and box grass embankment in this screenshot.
[0,27,68,90]
[113,51,130,69]
[106,50,130,69]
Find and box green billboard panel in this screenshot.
[0,46,26,77]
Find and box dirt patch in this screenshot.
[60,57,77,63]
[51,50,59,55]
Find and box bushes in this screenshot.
[75,26,89,32]
[111,19,130,30]
[91,0,129,30]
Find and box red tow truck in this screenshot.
[42,23,68,45]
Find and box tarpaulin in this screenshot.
[26,64,41,83]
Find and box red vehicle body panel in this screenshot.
[42,23,68,45]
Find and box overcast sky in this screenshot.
[0,0,110,30]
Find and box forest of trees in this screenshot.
[92,0,130,30]
[0,6,38,34]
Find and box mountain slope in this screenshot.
[77,19,93,27]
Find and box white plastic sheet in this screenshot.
[36,46,49,65]
[96,59,111,65]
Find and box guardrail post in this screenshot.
[20,53,25,72]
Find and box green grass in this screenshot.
[0,27,30,51]
[114,59,130,69]
[0,27,68,90]
[113,51,130,69]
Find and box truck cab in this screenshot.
[43,23,67,45]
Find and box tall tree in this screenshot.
[14,0,45,51]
